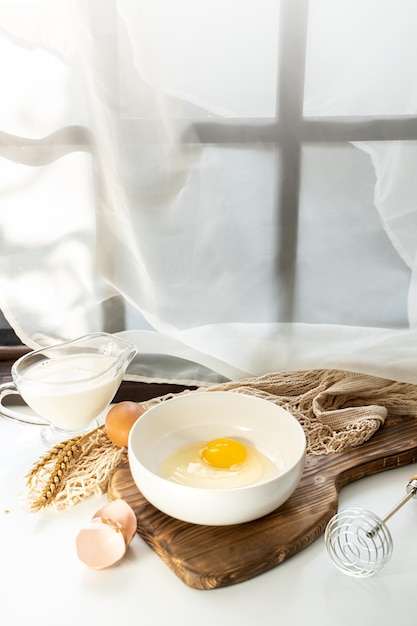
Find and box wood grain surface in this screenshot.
[108,413,417,590]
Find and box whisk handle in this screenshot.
[406,476,417,497]
[378,476,417,527]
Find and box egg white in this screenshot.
[159,441,279,488]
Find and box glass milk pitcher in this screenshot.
[0,332,137,445]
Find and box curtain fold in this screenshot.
[1,0,417,385]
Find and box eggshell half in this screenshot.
[92,499,137,545]
[76,519,127,569]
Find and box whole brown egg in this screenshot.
[105,401,146,448]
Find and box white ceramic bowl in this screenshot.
[128,391,306,525]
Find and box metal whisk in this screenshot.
[324,473,417,577]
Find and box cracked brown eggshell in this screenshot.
[76,499,137,569]
[92,498,137,545]
[76,518,128,569]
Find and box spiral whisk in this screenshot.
[325,474,417,577]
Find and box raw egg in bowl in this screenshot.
[128,391,306,525]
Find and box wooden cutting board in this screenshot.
[108,412,417,590]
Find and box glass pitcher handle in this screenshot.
[0,381,48,426]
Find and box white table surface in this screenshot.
[1,413,417,626]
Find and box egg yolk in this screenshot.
[201,438,247,469]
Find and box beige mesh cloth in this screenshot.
[144,368,417,455]
[25,368,417,510]
[25,427,127,511]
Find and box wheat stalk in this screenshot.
[26,436,81,484]
[26,426,104,511]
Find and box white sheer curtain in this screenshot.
[1,0,417,385]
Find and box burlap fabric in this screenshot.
[145,369,417,455]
